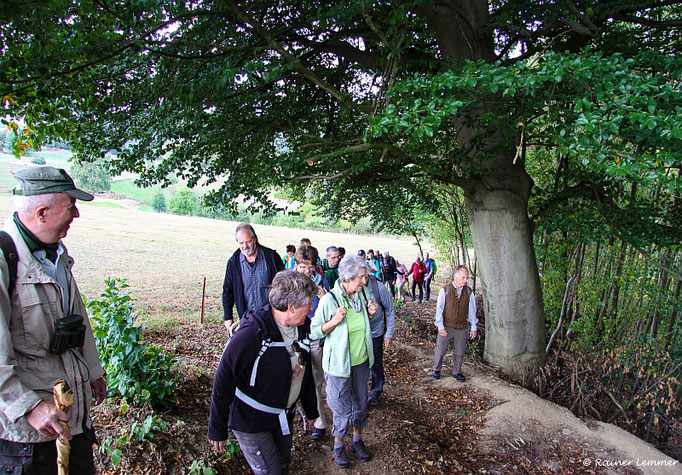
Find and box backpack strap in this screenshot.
[328,290,341,307]
[0,231,18,297]
[250,338,309,386]
[235,388,292,435]
[369,277,386,316]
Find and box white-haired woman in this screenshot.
[310,255,378,468]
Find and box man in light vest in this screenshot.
[0,166,106,473]
[432,265,478,382]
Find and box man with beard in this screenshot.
[222,223,284,332]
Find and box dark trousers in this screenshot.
[369,336,385,397]
[385,279,396,299]
[0,430,96,475]
[424,277,432,300]
[411,281,424,302]
[233,412,295,475]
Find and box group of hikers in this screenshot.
[283,239,438,304]
[0,165,477,474]
[209,224,479,473]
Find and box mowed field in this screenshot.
[0,193,427,326]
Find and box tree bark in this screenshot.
[465,184,546,373]
[420,0,546,373]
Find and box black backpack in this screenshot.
[0,232,18,296]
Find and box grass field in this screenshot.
[0,150,72,189]
[0,193,429,327]
[110,178,171,203]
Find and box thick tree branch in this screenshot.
[225,1,374,115]
[360,0,397,55]
[531,183,594,226]
[562,0,598,33]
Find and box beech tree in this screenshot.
[2,0,680,373]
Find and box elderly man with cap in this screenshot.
[0,166,106,473]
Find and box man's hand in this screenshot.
[223,319,233,332]
[26,400,71,439]
[384,337,392,348]
[366,301,379,316]
[469,330,478,340]
[209,439,227,451]
[91,377,107,405]
[439,328,447,337]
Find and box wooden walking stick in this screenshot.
[53,380,74,475]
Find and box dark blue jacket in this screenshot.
[207,306,319,439]
[222,245,284,321]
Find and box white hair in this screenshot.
[14,193,57,215]
[338,254,371,282]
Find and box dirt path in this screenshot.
[93,300,680,474]
[472,365,681,475]
[285,300,680,474]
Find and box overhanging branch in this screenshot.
[224,1,374,115]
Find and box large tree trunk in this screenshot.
[465,183,546,373]
[421,0,546,373]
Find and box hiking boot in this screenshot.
[332,444,349,468]
[311,427,326,440]
[432,370,441,380]
[367,393,380,405]
[454,373,466,383]
[350,440,372,462]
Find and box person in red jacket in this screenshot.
[407,255,427,303]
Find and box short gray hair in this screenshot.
[326,245,338,256]
[338,254,370,283]
[454,265,469,276]
[269,271,316,311]
[14,193,57,215]
[235,223,257,240]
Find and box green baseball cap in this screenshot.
[13,166,94,201]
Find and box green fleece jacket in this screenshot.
[310,281,374,378]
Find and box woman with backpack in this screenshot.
[310,255,379,469]
[407,255,427,303]
[208,271,319,474]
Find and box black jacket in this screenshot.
[207,305,319,440]
[222,245,284,321]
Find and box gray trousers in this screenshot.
[325,361,370,440]
[233,415,294,475]
[433,327,468,375]
[309,339,329,430]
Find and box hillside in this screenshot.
[0,192,678,473]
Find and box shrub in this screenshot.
[168,188,199,215]
[70,160,112,192]
[151,190,167,212]
[30,155,46,165]
[88,278,181,407]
